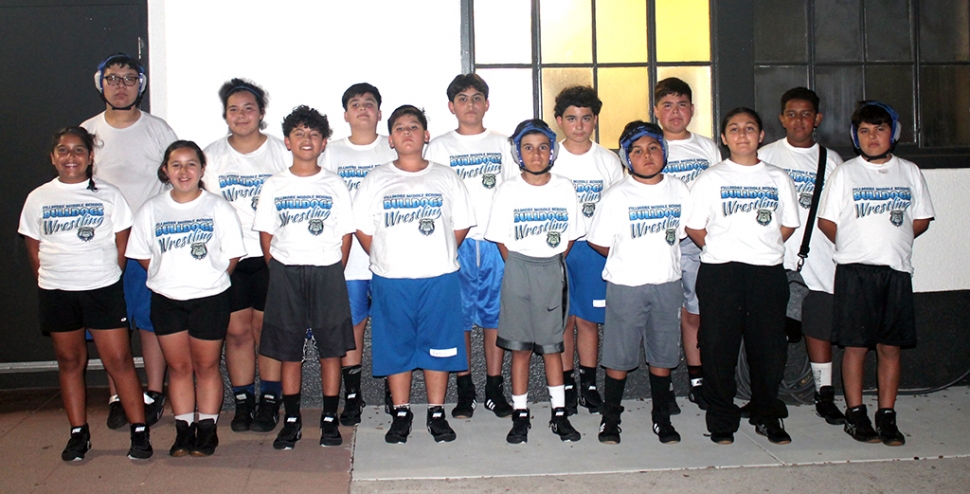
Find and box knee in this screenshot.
[167,359,195,377]
[56,351,86,374]
[224,328,253,350]
[100,350,136,375]
[876,344,901,360]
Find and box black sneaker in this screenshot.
[689,379,709,410]
[579,383,603,414]
[451,379,477,419]
[251,393,281,432]
[427,406,457,443]
[549,407,581,442]
[385,408,413,444]
[739,402,752,419]
[127,423,153,460]
[598,405,623,445]
[320,412,342,447]
[273,415,302,450]
[107,399,128,430]
[231,391,255,432]
[814,386,846,425]
[338,390,365,426]
[384,379,393,416]
[844,405,881,443]
[875,408,906,447]
[710,430,734,445]
[506,409,531,444]
[169,420,195,457]
[61,425,91,462]
[145,391,165,427]
[653,419,681,444]
[484,377,514,418]
[564,382,578,416]
[668,398,682,416]
[755,417,791,444]
[191,419,219,456]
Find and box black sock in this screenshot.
[649,373,673,412]
[342,365,362,395]
[283,393,301,417]
[604,375,626,407]
[456,374,474,390]
[323,395,340,415]
[579,365,597,387]
[486,374,503,390]
[688,365,703,379]
[563,370,576,386]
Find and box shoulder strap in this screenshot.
[797,147,827,271]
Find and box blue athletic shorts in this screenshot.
[565,240,607,323]
[123,259,153,332]
[347,279,371,326]
[457,239,504,330]
[370,272,467,377]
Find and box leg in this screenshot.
[341,318,366,368]
[320,357,342,397]
[575,317,599,367]
[189,336,225,415]
[156,332,196,416]
[456,331,473,377]
[510,350,532,396]
[742,265,789,423]
[387,371,412,406]
[139,329,166,393]
[424,370,449,405]
[842,346,868,408]
[682,310,702,366]
[805,335,833,364]
[91,328,146,424]
[542,352,564,386]
[876,344,901,410]
[224,308,256,387]
[51,330,88,427]
[696,263,745,436]
[483,328,504,375]
[561,315,577,372]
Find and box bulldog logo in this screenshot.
[190,242,208,260]
[890,209,904,227]
[756,208,773,226]
[482,173,496,189]
[251,195,260,211]
[77,227,95,242]
[546,231,561,248]
[308,219,324,236]
[665,227,677,246]
[419,218,435,236]
[582,202,596,218]
[799,191,813,209]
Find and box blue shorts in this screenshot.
[123,259,153,332]
[565,240,607,323]
[370,273,467,377]
[347,279,371,326]
[457,239,504,330]
[680,237,702,314]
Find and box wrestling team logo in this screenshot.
[799,191,813,209]
[77,227,95,242]
[190,242,208,260]
[582,202,596,218]
[482,173,496,189]
[665,227,677,246]
[890,209,904,227]
[756,208,773,226]
[251,195,260,211]
[419,218,435,236]
[308,219,324,236]
[546,231,561,248]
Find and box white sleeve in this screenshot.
[484,186,511,244]
[779,174,801,229]
[911,169,936,220]
[684,174,714,230]
[817,166,846,225]
[353,177,379,236]
[585,193,614,247]
[216,201,247,260]
[17,191,41,240]
[568,192,587,240]
[111,188,134,232]
[333,181,357,236]
[125,206,154,260]
[252,179,277,234]
[450,177,477,231]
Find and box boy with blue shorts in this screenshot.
[426,74,517,419]
[552,86,624,415]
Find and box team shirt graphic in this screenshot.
[449,153,503,189]
[720,186,779,225]
[852,187,911,226]
[628,205,681,244]
[513,207,569,247]
[154,218,214,258]
[42,203,105,240]
[275,194,334,234]
[573,180,605,218]
[786,169,817,209]
[666,159,710,185]
[383,193,443,234]
[337,164,380,192]
[217,174,273,211]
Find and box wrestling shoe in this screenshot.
[61,424,91,461]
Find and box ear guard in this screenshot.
[850,101,900,149]
[510,120,559,169]
[93,53,147,96]
[618,123,667,172]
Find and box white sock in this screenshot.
[512,393,528,410]
[143,392,154,405]
[175,412,195,425]
[812,362,833,392]
[109,394,120,404]
[198,413,219,423]
[548,385,565,409]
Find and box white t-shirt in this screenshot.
[552,142,624,234]
[586,175,691,286]
[320,135,397,281]
[81,111,178,212]
[425,129,517,241]
[665,132,722,189]
[759,138,844,293]
[203,135,289,260]
[127,191,246,301]
[485,174,585,257]
[252,168,355,267]
[354,162,476,279]
[817,155,935,274]
[684,159,800,266]
[19,178,132,291]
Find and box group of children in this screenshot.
[19,52,935,462]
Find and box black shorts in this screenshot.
[229,257,269,312]
[832,263,916,348]
[801,290,834,341]
[150,290,231,341]
[39,279,128,334]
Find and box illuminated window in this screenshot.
[466,0,715,148]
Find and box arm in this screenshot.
[913,218,932,238]
[355,230,373,255]
[259,232,274,265]
[587,241,610,258]
[780,226,796,242]
[114,228,131,271]
[817,218,837,243]
[340,233,352,267]
[494,242,508,261]
[227,258,240,275]
[685,227,707,248]
[24,237,40,280]
[137,259,150,271]
[563,240,576,258]
[454,228,469,249]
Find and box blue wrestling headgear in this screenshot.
[93,53,147,110]
[509,119,559,175]
[618,121,667,179]
[850,101,900,160]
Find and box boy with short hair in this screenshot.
[253,105,356,449]
[653,77,722,411]
[425,74,517,419]
[817,101,934,446]
[485,119,585,443]
[552,86,624,415]
[758,87,845,425]
[320,83,397,425]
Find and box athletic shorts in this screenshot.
[565,240,607,323]
[370,272,466,376]
[347,279,371,326]
[123,259,153,332]
[39,279,128,334]
[457,239,504,330]
[680,237,702,314]
[602,280,683,371]
[832,263,916,348]
[497,252,566,355]
[801,290,834,341]
[229,257,269,312]
[150,290,230,341]
[260,260,355,362]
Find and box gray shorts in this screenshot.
[680,237,701,314]
[801,290,833,341]
[496,251,566,355]
[602,280,683,371]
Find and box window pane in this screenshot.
[754,0,808,63]
[541,68,593,140]
[815,0,862,62]
[754,65,810,144]
[656,0,710,62]
[596,0,647,63]
[540,0,592,64]
[475,69,535,138]
[919,1,970,62]
[814,65,864,148]
[474,0,532,64]
[597,67,650,148]
[656,66,714,139]
[865,0,912,62]
[864,65,915,144]
[920,65,970,147]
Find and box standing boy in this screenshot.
[818,101,934,446]
[253,106,356,449]
[552,86,624,415]
[758,87,845,425]
[425,74,517,419]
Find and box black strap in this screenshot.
[797,147,827,271]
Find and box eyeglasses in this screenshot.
[104,74,140,87]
